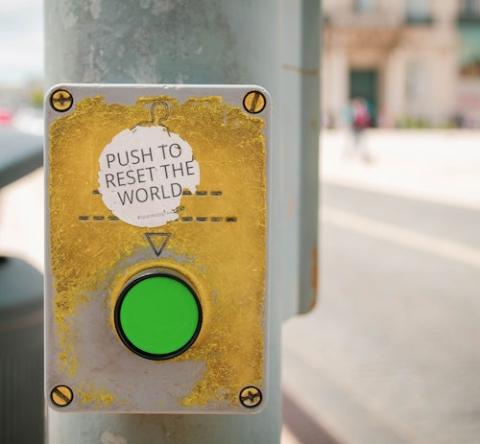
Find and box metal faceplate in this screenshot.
[45,84,270,414]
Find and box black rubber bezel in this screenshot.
[114,272,203,361]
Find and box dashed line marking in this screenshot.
[93,189,223,196]
[79,215,238,223]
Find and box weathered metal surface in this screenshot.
[45,85,269,414]
[45,0,320,441]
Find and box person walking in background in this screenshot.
[344,97,373,163]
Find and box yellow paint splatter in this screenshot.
[76,384,115,407]
[48,95,266,407]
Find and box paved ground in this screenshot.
[3,131,480,443]
[283,183,480,444]
[322,129,480,210]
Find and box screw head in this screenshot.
[239,385,263,408]
[243,91,266,114]
[50,89,74,112]
[50,384,74,407]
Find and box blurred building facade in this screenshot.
[323,0,480,128]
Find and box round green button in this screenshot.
[115,274,202,360]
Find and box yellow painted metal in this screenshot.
[48,95,267,408]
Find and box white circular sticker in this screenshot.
[98,126,200,227]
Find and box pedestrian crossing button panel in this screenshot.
[45,84,270,414]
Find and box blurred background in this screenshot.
[2,0,480,443]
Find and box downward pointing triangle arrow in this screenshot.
[144,233,171,257]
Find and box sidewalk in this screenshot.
[322,129,480,210]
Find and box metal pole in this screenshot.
[44,1,320,442]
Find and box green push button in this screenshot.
[115,273,202,360]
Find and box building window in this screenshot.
[459,0,480,22]
[406,0,432,24]
[354,0,375,14]
[463,0,480,15]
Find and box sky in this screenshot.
[0,0,43,85]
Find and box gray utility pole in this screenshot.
[45,1,320,443]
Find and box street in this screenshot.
[284,182,480,444]
[3,131,480,443]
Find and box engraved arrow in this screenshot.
[144,233,171,257]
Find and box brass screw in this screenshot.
[239,386,263,408]
[50,89,74,112]
[50,385,74,407]
[243,91,266,114]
